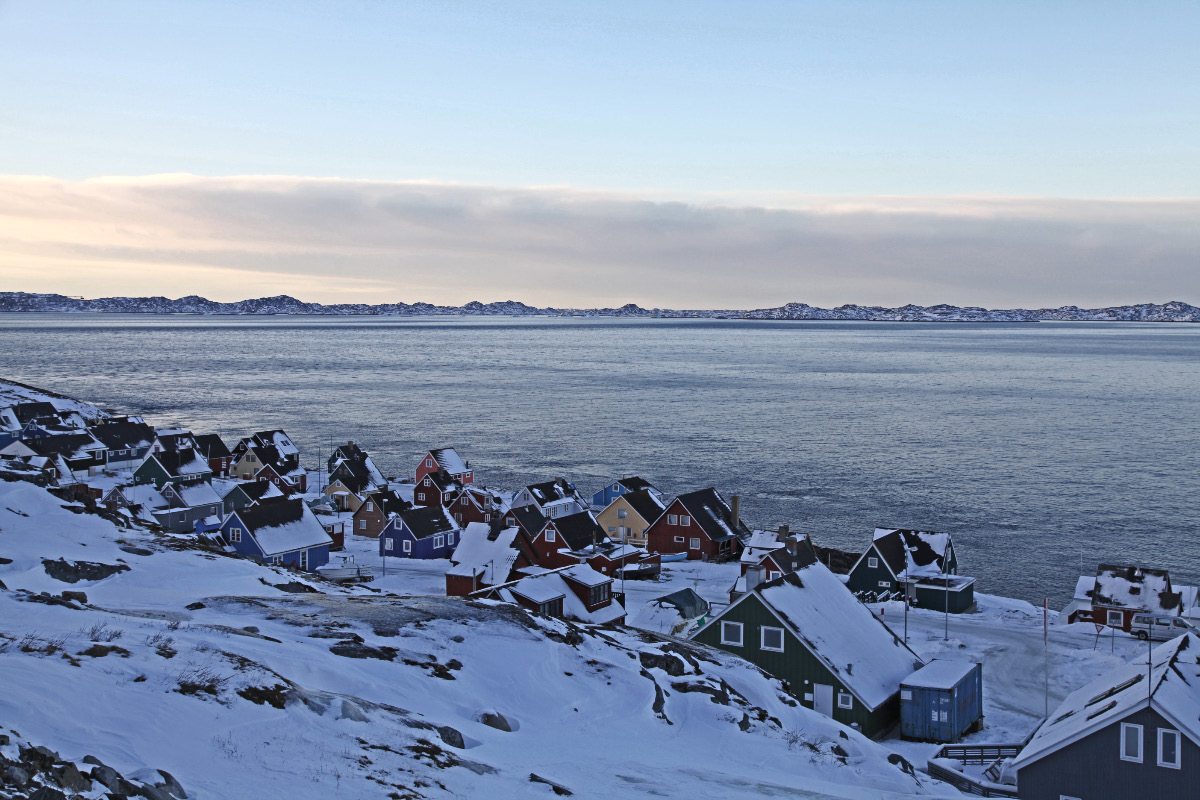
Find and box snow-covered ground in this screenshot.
[1,480,959,799]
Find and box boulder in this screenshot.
[50,761,91,792]
[41,559,129,584]
[60,590,88,604]
[478,712,515,732]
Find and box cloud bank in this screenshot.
[0,174,1195,308]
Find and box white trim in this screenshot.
[760,626,784,652]
[1158,728,1181,769]
[867,556,878,568]
[720,621,743,646]
[847,544,898,581]
[402,539,412,553]
[837,692,853,710]
[1121,722,1143,763]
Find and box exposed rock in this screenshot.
[118,545,154,556]
[153,769,187,799]
[184,602,205,610]
[435,726,465,749]
[27,785,67,800]
[18,745,60,772]
[241,626,259,633]
[41,558,129,584]
[529,773,573,795]
[478,711,515,732]
[60,590,88,604]
[329,641,397,661]
[237,684,289,709]
[638,650,688,677]
[3,765,31,787]
[50,761,91,792]
[269,580,318,594]
[78,644,131,658]
[670,680,730,705]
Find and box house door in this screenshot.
[299,550,308,571]
[814,684,834,718]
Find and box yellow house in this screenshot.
[595,489,666,548]
[322,478,365,512]
[231,448,262,480]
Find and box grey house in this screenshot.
[1006,632,1200,800]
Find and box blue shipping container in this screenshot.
[900,660,983,743]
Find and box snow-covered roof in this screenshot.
[153,449,211,478]
[871,528,952,578]
[399,505,458,539]
[901,660,978,690]
[1072,575,1095,602]
[236,499,332,557]
[1092,563,1181,612]
[430,447,468,475]
[1010,634,1200,773]
[674,488,752,543]
[507,581,566,605]
[486,564,623,624]
[0,406,19,432]
[711,561,922,710]
[447,523,520,585]
[108,483,167,510]
[560,563,610,588]
[172,480,222,508]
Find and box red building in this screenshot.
[416,447,473,485]
[645,489,750,561]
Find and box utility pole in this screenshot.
[903,565,909,645]
[1043,598,1049,719]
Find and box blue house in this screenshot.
[379,505,460,560]
[218,498,332,571]
[590,476,659,509]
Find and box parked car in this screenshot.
[1129,613,1197,641]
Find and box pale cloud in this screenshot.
[0,174,1195,308]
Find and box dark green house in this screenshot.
[133,449,213,489]
[692,562,923,739]
[845,528,975,613]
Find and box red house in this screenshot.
[413,470,461,508]
[469,564,626,624]
[416,447,473,485]
[445,522,533,596]
[645,489,751,561]
[449,486,507,527]
[194,434,232,478]
[351,488,411,538]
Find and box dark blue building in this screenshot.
[590,476,658,509]
[379,505,460,560]
[219,498,332,571]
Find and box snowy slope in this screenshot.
[0,480,958,799]
[0,378,109,423]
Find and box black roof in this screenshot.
[154,431,195,452]
[675,488,752,542]
[331,458,372,494]
[91,420,156,450]
[238,497,305,532]
[618,476,655,493]
[526,478,572,505]
[871,530,950,576]
[420,470,459,492]
[654,588,710,619]
[767,540,818,573]
[367,488,411,517]
[155,449,211,477]
[506,505,548,537]
[622,488,666,522]
[11,402,58,424]
[193,434,231,459]
[239,480,279,502]
[25,433,102,458]
[400,505,458,539]
[552,511,608,552]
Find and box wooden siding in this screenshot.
[846,545,899,594]
[1016,707,1199,800]
[692,594,900,738]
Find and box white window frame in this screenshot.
[229,527,242,543]
[689,538,700,550]
[878,580,891,588]
[680,515,690,526]
[837,692,853,710]
[433,535,444,549]
[546,529,556,542]
[402,540,412,553]
[426,458,433,468]
[1107,609,1124,627]
[667,514,678,525]
[760,626,784,652]
[617,508,627,519]
[1158,728,1181,769]
[358,520,366,530]
[867,556,878,568]
[384,539,393,552]
[768,571,782,581]
[674,536,685,543]
[417,492,425,501]
[447,532,454,545]
[1120,722,1143,763]
[720,621,743,646]
[365,502,374,512]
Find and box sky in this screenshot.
[0,1,1197,308]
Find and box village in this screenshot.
[2,391,1199,800]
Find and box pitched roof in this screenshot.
[621,488,666,523]
[616,476,655,493]
[193,434,231,459]
[1093,563,1180,612]
[154,449,211,478]
[429,447,468,475]
[871,528,952,578]
[331,458,374,494]
[169,478,222,508]
[448,522,520,584]
[366,488,411,518]
[239,479,285,503]
[526,478,573,506]
[234,498,331,556]
[674,488,752,543]
[255,430,299,456]
[399,504,458,539]
[552,510,608,552]
[153,431,197,452]
[419,469,460,493]
[507,505,548,537]
[25,433,105,460]
[11,401,58,424]
[1010,634,1200,772]
[479,564,624,624]
[701,562,922,710]
[91,420,156,451]
[651,588,710,619]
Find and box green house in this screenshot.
[692,563,923,739]
[845,528,975,613]
[133,449,213,489]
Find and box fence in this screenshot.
[926,743,1021,798]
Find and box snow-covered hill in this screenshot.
[0,480,954,799]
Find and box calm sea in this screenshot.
[2,314,1197,604]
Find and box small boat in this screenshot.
[316,555,375,583]
[659,552,688,563]
[617,563,662,579]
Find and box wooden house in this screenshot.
[1,433,108,477]
[153,478,225,533]
[416,447,473,485]
[730,528,818,602]
[1007,633,1200,800]
[193,434,233,478]
[512,478,586,519]
[133,448,213,489]
[413,469,461,507]
[692,562,923,739]
[378,505,460,559]
[90,420,156,470]
[470,564,626,624]
[212,478,284,515]
[846,528,975,613]
[218,498,332,571]
[1066,564,1186,632]
[449,486,508,527]
[590,476,661,509]
[644,489,751,561]
[149,429,199,455]
[445,522,533,596]
[102,483,168,523]
[353,488,411,537]
[595,488,665,548]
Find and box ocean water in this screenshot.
[2,314,1197,604]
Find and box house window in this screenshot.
[867,556,878,568]
[1121,722,1143,762]
[433,535,444,549]
[384,539,393,552]
[689,538,700,549]
[837,693,853,710]
[447,532,454,545]
[1107,610,1124,627]
[617,508,627,519]
[546,529,556,542]
[417,493,425,501]
[462,496,469,505]
[455,512,462,522]
[608,526,617,533]
[484,513,490,522]
[424,478,432,486]
[878,581,891,588]
[229,527,242,543]
[720,621,743,646]
[366,502,374,512]
[271,555,282,565]
[769,571,781,581]
[299,550,308,570]
[403,540,412,553]
[760,626,784,652]
[1158,729,1181,769]
[426,458,433,468]
[589,584,611,605]
[674,536,685,543]
[680,515,690,526]
[667,514,678,525]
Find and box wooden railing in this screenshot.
[926,744,1022,798]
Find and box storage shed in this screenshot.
[900,660,983,743]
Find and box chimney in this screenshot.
[347,441,354,447]
[730,495,741,530]
[786,536,799,555]
[745,566,763,593]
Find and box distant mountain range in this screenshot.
[2,291,1198,322]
